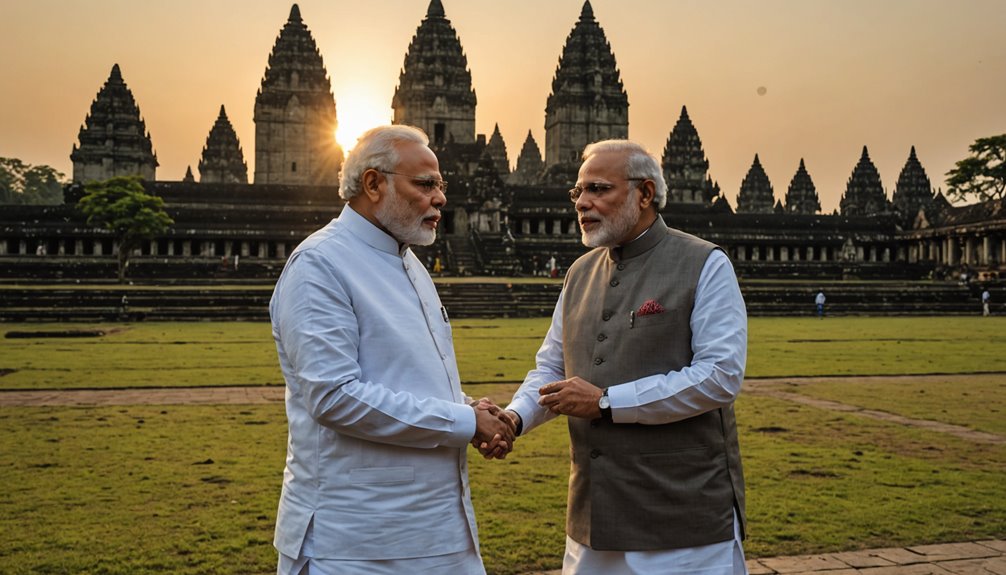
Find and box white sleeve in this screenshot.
[273,251,476,449]
[506,290,566,435]
[605,250,747,424]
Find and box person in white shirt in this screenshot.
[815,290,826,318]
[982,289,991,316]
[491,140,748,574]
[270,125,514,575]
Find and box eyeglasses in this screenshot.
[568,178,648,203]
[379,170,448,194]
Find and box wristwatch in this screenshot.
[598,389,612,422]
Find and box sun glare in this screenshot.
[335,87,392,155]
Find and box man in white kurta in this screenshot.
[270,125,513,575]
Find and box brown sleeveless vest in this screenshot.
[561,216,746,551]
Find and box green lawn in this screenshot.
[2,317,1004,390]
[1,317,1005,574]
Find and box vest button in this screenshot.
[590,449,601,459]
[609,279,619,287]
[617,263,626,271]
[597,334,606,342]
[594,357,603,365]
[602,312,612,321]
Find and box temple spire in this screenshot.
[892,145,934,227]
[784,158,821,214]
[840,146,889,216]
[427,0,445,18]
[254,5,342,185]
[484,124,510,176]
[511,130,544,185]
[392,0,476,145]
[736,154,775,214]
[544,2,627,183]
[70,64,158,183]
[661,105,718,205]
[199,105,248,184]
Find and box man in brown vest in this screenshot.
[502,140,749,573]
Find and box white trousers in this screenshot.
[562,510,747,575]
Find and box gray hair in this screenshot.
[339,125,430,200]
[582,140,667,208]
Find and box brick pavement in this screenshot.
[521,541,1006,574]
[1,385,1003,574]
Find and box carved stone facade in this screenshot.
[392,0,477,145]
[198,105,248,184]
[4,0,1003,285]
[544,1,628,184]
[253,4,342,185]
[70,64,158,183]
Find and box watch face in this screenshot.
[599,395,611,409]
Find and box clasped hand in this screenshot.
[470,398,518,460]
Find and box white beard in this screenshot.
[376,180,437,246]
[580,194,641,248]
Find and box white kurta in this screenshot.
[509,249,748,574]
[270,206,479,563]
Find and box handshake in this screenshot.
[469,398,520,460]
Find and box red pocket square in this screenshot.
[636,299,665,316]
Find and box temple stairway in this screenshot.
[0,281,998,322]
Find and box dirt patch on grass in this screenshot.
[746,374,1006,445]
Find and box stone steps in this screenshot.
[0,281,997,322]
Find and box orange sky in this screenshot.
[1,0,1005,212]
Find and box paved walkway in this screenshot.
[2,380,1004,574]
[520,540,1006,574]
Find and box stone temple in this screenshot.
[1,0,1003,289]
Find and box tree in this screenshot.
[77,176,174,283]
[0,157,66,204]
[945,134,1006,203]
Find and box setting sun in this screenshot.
[335,86,392,155]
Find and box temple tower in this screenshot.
[784,159,821,214]
[392,0,477,146]
[510,131,545,185]
[544,1,628,181]
[736,154,775,214]
[484,124,510,177]
[254,4,342,186]
[891,146,934,227]
[70,64,158,183]
[198,105,248,184]
[661,106,719,204]
[840,146,888,216]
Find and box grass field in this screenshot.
[1,317,1005,574]
[2,317,1005,390]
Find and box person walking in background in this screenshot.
[270,125,514,575]
[815,290,826,318]
[496,140,748,574]
[982,288,991,316]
